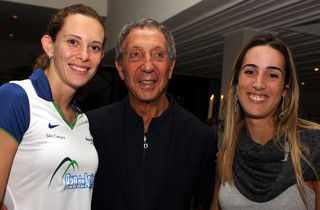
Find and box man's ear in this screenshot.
[115,60,124,80]
[41,35,54,56]
[168,59,175,79]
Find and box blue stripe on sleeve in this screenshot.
[0,83,30,143]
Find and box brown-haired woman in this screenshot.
[0,4,106,210]
[211,33,320,210]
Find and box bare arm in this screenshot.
[0,204,7,210]
[0,130,18,203]
[210,152,223,210]
[305,180,320,209]
[313,181,320,210]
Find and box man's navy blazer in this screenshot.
[86,96,218,210]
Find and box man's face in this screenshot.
[115,27,175,104]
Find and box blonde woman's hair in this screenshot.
[220,33,320,209]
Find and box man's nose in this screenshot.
[141,54,154,73]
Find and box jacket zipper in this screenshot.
[143,135,148,168]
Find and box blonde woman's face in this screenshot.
[49,14,105,90]
[237,46,287,121]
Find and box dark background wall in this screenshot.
[76,65,221,124]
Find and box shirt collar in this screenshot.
[125,94,174,138]
[29,69,81,114]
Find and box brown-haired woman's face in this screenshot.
[50,14,104,90]
[237,45,287,121]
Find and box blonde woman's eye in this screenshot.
[91,46,101,52]
[68,39,77,45]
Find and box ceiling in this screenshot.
[1,0,320,90]
[166,0,320,91]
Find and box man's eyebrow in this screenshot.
[128,46,142,50]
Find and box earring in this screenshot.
[48,53,53,59]
[282,141,289,161]
[234,87,238,113]
[279,95,285,119]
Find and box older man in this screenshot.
[87,19,217,210]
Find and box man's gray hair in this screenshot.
[115,18,176,65]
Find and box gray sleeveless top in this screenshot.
[219,183,315,210]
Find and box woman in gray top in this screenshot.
[211,33,320,210]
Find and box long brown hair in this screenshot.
[220,33,320,209]
[33,4,107,71]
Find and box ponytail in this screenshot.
[33,53,49,71]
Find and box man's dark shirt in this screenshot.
[125,95,174,210]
